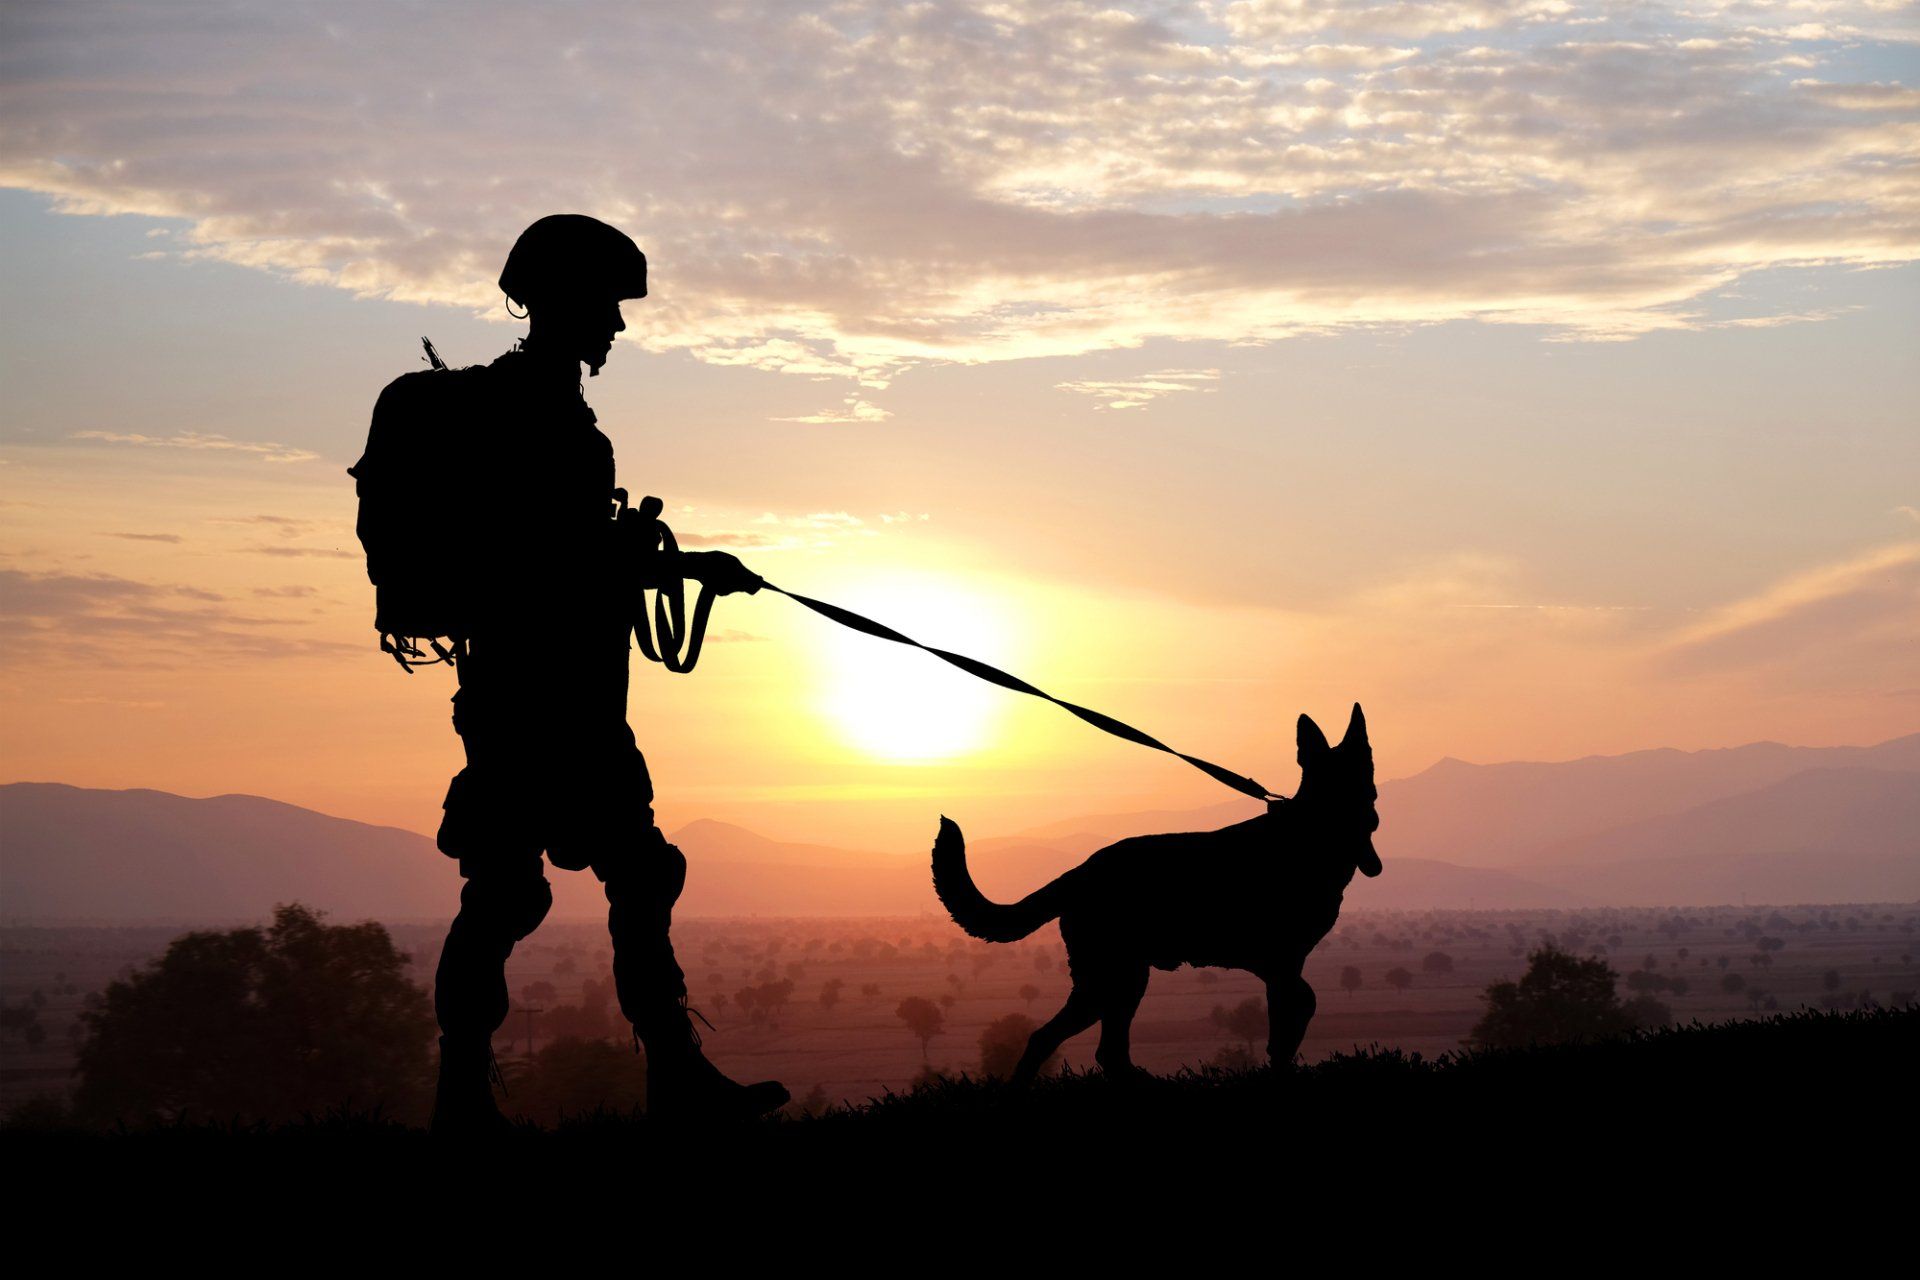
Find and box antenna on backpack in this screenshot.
[422,336,448,371]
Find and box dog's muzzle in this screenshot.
[1358,841,1383,878]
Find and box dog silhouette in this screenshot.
[932,704,1380,1081]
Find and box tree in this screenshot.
[818,978,844,1012]
[1421,952,1454,975]
[0,1001,45,1049]
[1720,972,1746,996]
[1018,983,1040,1009]
[1340,965,1363,997]
[74,903,434,1124]
[507,1035,646,1125]
[1384,967,1413,994]
[1468,945,1637,1050]
[896,996,944,1060]
[1619,994,1672,1030]
[979,1012,1049,1079]
[540,986,615,1042]
[1210,998,1269,1055]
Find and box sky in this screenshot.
[1,0,1916,851]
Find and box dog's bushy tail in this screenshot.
[931,816,1072,943]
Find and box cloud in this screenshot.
[1217,0,1572,40]
[247,545,356,559]
[676,507,902,550]
[1656,542,1920,677]
[755,511,869,530]
[207,515,322,536]
[772,397,894,424]
[71,430,319,464]
[3,0,1914,388]
[0,566,353,668]
[1056,368,1221,410]
[103,531,185,543]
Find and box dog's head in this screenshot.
[1296,703,1381,878]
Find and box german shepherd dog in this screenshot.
[932,704,1380,1082]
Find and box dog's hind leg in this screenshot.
[1266,972,1316,1066]
[1012,987,1099,1085]
[1093,964,1151,1078]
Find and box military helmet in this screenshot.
[498,214,648,308]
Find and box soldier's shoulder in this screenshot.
[372,364,496,415]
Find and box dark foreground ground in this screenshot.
[11,1008,1914,1212]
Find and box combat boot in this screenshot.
[638,1002,789,1123]
[430,1035,513,1137]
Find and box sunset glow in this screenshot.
[0,0,1914,856]
[810,575,1017,762]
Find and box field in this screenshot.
[5,902,1914,1117]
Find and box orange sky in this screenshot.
[2,2,1917,851]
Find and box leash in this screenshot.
[760,583,1282,804]
[620,485,1278,803]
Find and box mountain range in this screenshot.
[2,732,1914,921]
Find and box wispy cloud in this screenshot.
[675,507,916,551]
[248,545,355,559]
[1646,541,1920,690]
[71,430,318,464]
[1056,368,1221,410]
[772,397,893,424]
[0,566,351,668]
[2,0,1911,392]
[1217,0,1572,40]
[1663,542,1920,654]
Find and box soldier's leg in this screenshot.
[430,855,550,1133]
[597,830,787,1119]
[602,827,688,1031]
[435,856,553,1041]
[432,750,552,1133]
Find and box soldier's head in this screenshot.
[499,214,648,375]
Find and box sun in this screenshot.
[812,574,1014,762]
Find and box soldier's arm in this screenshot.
[678,549,763,596]
[613,511,760,595]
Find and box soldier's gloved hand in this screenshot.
[685,550,763,596]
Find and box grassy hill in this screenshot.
[13,1005,1911,1148]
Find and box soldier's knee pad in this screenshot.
[604,835,686,910]
[459,875,553,942]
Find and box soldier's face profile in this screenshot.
[535,293,627,373]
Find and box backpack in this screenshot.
[347,339,481,671]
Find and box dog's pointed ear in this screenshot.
[1340,702,1369,751]
[1298,713,1331,764]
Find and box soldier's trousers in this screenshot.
[432,697,688,1045]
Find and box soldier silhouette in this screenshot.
[352,215,787,1132]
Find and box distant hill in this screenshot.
[5,733,1915,919]
[1524,768,1920,905]
[0,783,451,922]
[0,784,1570,921]
[1377,734,1920,867]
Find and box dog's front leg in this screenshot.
[1266,973,1315,1066]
